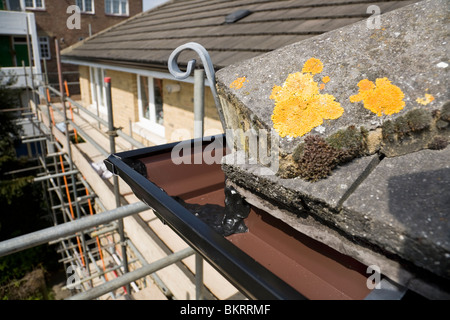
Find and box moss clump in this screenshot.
[326,126,367,163]
[404,109,432,132]
[393,116,411,139]
[292,143,304,163]
[296,135,340,182]
[382,109,433,142]
[428,136,448,150]
[434,103,450,130]
[440,102,450,122]
[381,120,396,142]
[286,126,369,181]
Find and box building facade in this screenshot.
[1,0,143,95]
[77,65,223,146]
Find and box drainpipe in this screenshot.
[104,76,130,295]
[194,69,205,139]
[193,68,205,300]
[22,61,31,115]
[25,16,37,109]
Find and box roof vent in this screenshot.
[225,9,252,24]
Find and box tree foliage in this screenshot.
[0,69,59,293]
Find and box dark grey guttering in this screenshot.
[104,134,306,300]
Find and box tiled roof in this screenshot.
[61,0,419,71]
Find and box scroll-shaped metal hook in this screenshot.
[168,42,226,131]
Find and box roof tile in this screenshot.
[62,0,420,70]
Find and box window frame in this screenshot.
[5,0,23,11]
[137,75,165,137]
[38,36,51,60]
[105,0,128,16]
[12,36,30,67]
[24,0,45,10]
[89,67,107,116]
[75,0,95,14]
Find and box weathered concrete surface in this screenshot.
[223,151,380,217]
[342,147,450,281]
[216,0,449,166]
[216,0,450,298]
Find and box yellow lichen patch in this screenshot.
[416,93,435,105]
[229,76,248,89]
[319,83,325,90]
[356,79,375,91]
[349,77,405,116]
[322,76,330,84]
[302,58,323,75]
[270,61,343,138]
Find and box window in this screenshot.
[76,0,94,13]
[12,37,30,66]
[105,0,128,15]
[138,75,164,136]
[39,36,50,60]
[25,0,45,9]
[6,0,22,11]
[89,67,107,114]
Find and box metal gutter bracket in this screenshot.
[104,156,119,175]
[168,42,227,132]
[222,185,251,236]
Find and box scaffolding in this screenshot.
[0,40,206,300]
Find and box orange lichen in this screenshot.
[302,57,323,75]
[319,83,325,90]
[229,76,248,89]
[322,76,330,83]
[349,78,405,116]
[357,79,375,91]
[270,59,343,138]
[416,93,435,105]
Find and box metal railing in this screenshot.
[0,202,197,300]
[0,203,147,257]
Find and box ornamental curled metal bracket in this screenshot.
[168,42,227,131]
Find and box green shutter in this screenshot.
[0,36,14,67]
[14,43,30,67]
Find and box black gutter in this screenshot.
[104,134,306,300]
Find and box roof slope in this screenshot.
[61,0,419,71]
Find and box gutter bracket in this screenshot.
[167,42,227,132]
[222,185,251,236]
[104,158,118,175]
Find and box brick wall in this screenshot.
[30,0,142,93]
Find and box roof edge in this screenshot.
[61,55,170,73]
[61,0,176,56]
